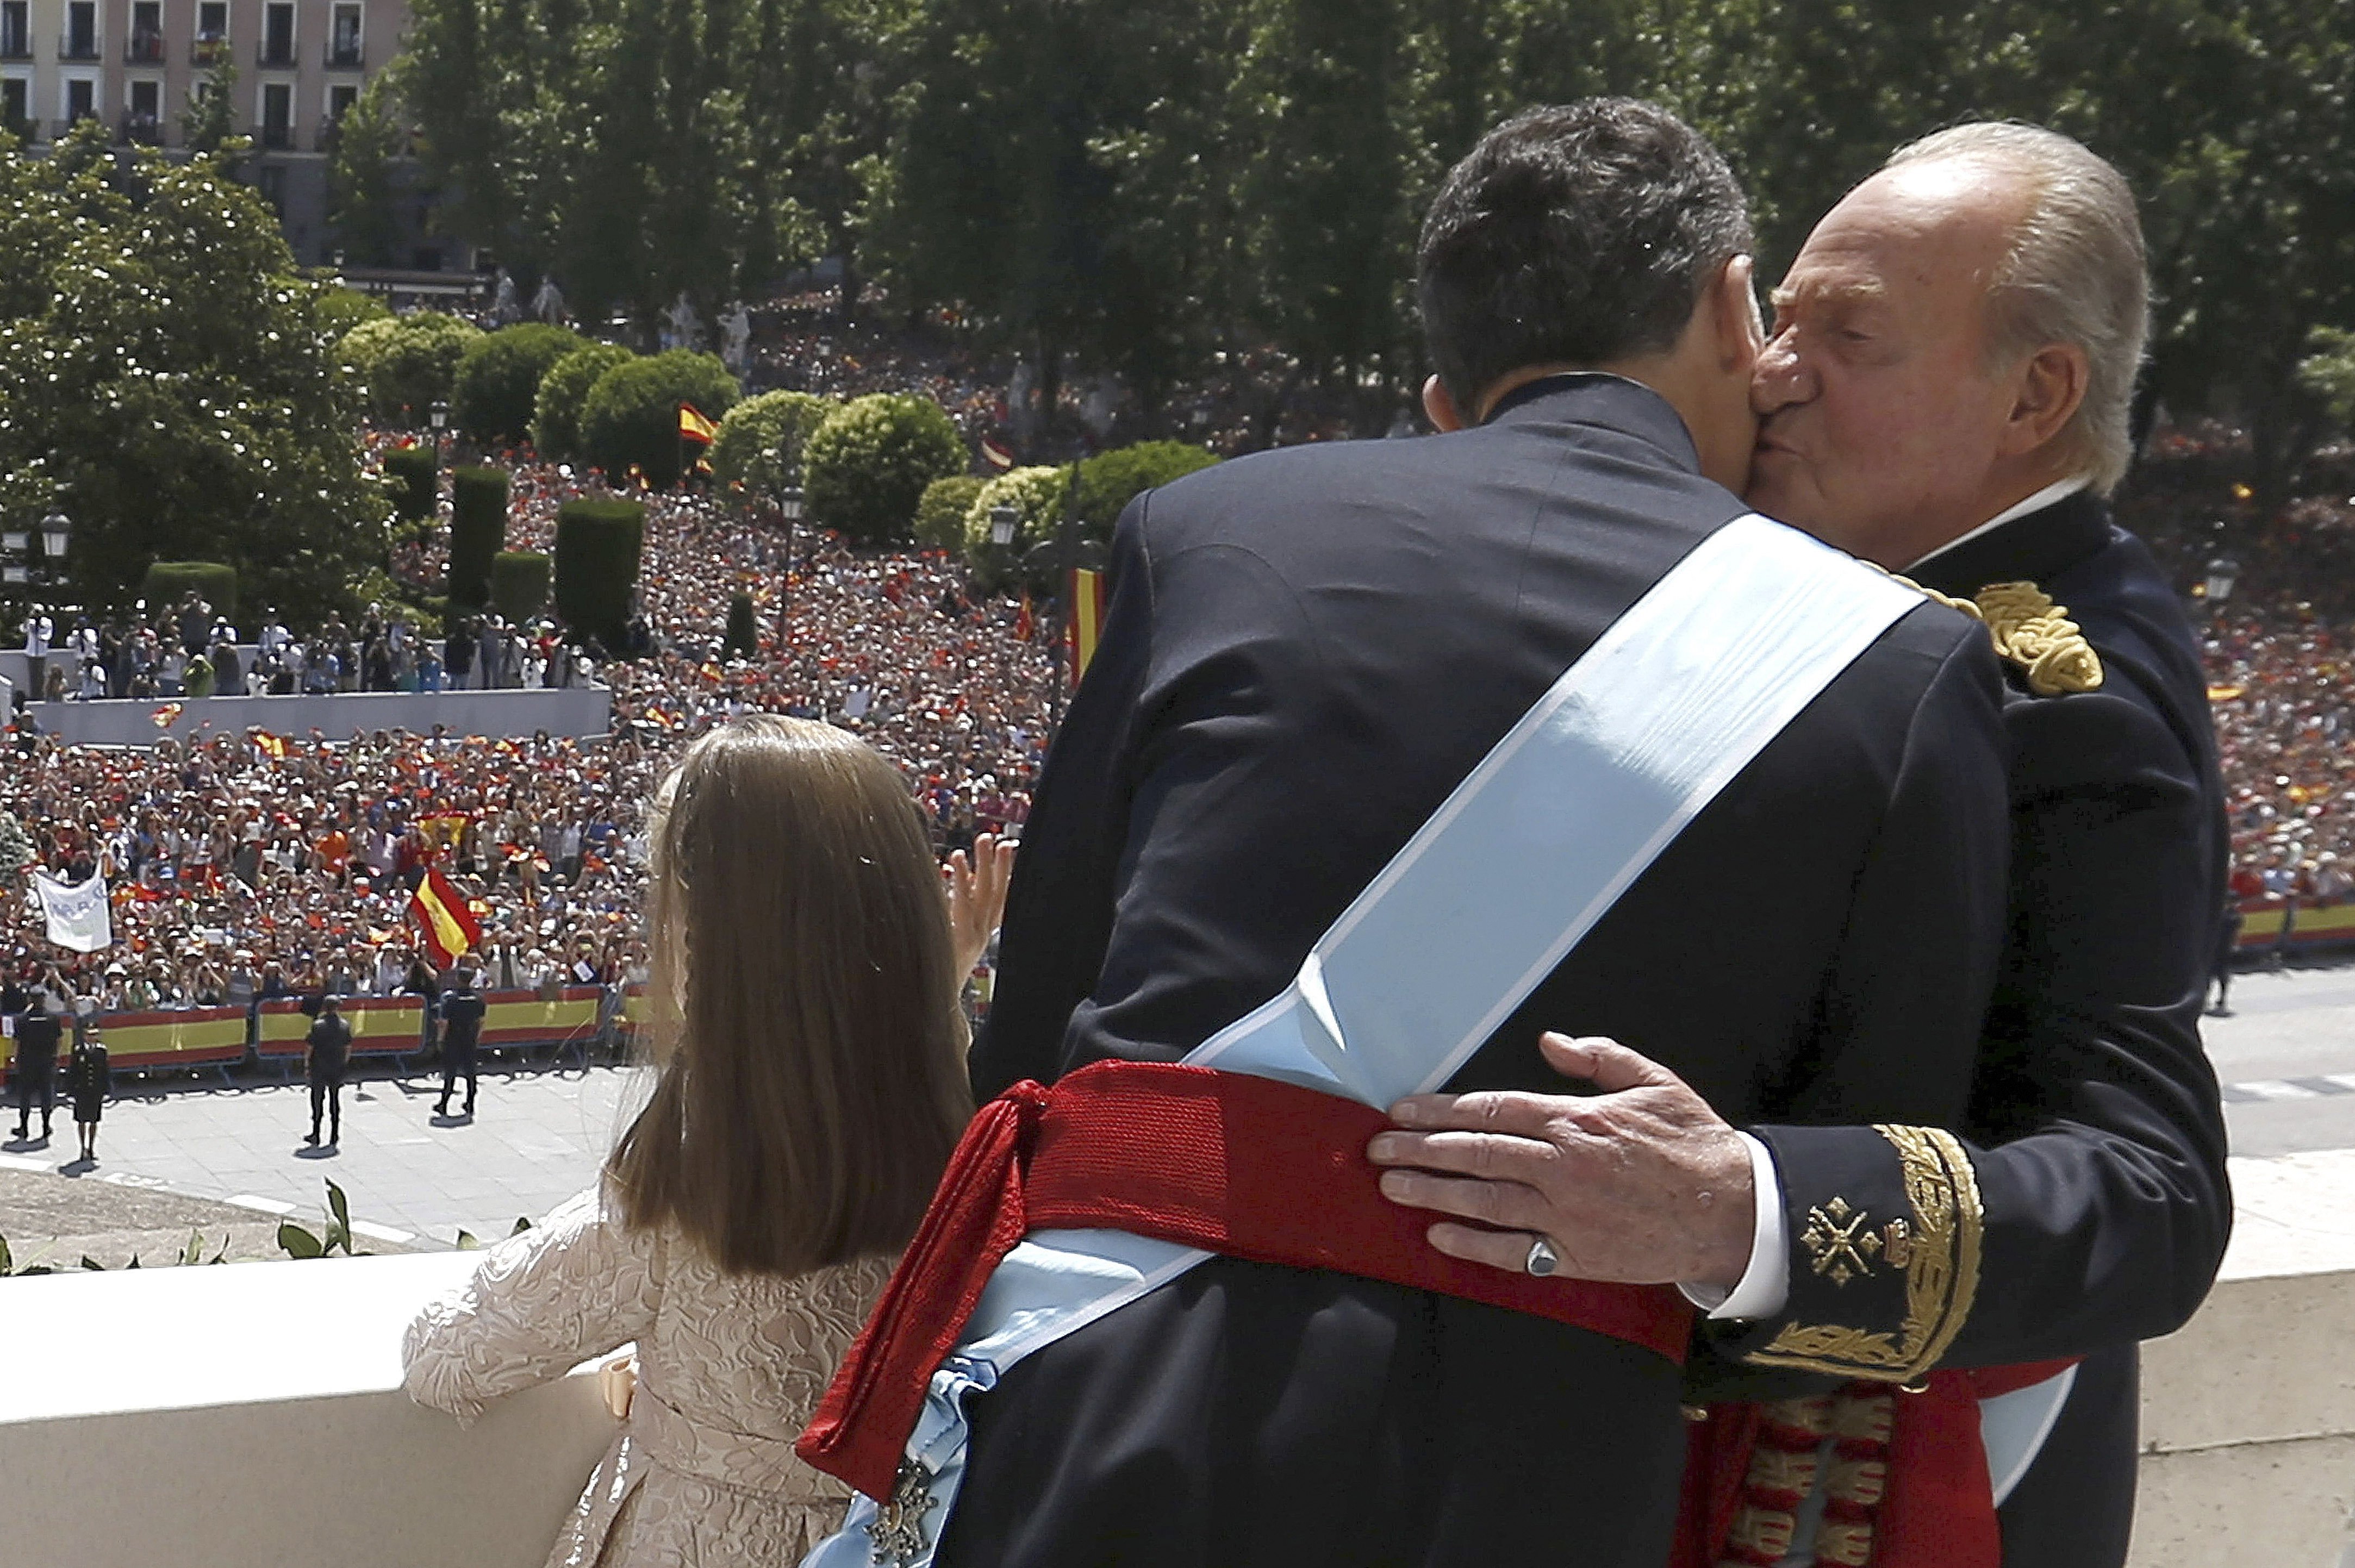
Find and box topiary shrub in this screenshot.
[317,286,390,341]
[553,499,645,649]
[709,389,835,501]
[915,474,985,551]
[578,350,739,489]
[446,466,508,607]
[490,550,550,623]
[723,591,758,658]
[802,393,966,545]
[1071,441,1219,543]
[382,444,438,520]
[339,311,481,426]
[532,343,635,463]
[453,324,588,446]
[960,465,1069,592]
[140,561,239,622]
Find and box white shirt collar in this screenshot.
[1905,475,2093,574]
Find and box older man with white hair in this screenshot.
[1372,122,2227,1568]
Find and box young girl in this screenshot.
[402,715,1012,1564]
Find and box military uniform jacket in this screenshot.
[957,376,2015,1568]
[1702,488,2231,1384]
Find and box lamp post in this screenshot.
[429,399,450,472]
[2204,555,2240,609]
[776,465,805,634]
[989,501,1018,549]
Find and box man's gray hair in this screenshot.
[1886,122,2148,493]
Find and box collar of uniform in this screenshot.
[1904,483,2111,598]
[1481,372,1703,474]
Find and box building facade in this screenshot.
[0,0,448,269]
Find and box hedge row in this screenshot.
[383,445,438,521]
[447,466,508,608]
[553,499,645,649]
[141,561,239,620]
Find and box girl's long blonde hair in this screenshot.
[607,715,971,1274]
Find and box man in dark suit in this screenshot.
[1374,123,2228,1568]
[11,991,60,1142]
[435,963,485,1119]
[304,994,351,1148]
[944,101,2016,1568]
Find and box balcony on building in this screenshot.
[57,33,100,60]
[0,15,29,59]
[192,32,227,64]
[326,38,362,68]
[119,110,160,145]
[259,119,294,150]
[124,28,162,63]
[256,39,295,67]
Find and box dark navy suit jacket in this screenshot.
[957,376,2015,1568]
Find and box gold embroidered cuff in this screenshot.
[1743,1125,1984,1383]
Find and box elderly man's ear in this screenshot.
[2001,341,2090,460]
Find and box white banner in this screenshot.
[33,870,113,954]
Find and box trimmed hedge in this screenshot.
[915,474,985,550]
[709,389,834,499]
[578,351,739,489]
[960,466,1068,593]
[724,591,758,658]
[1071,441,1219,542]
[553,499,645,648]
[340,311,481,426]
[491,551,550,623]
[803,393,967,545]
[447,466,509,607]
[453,324,588,446]
[532,343,636,462]
[141,561,239,621]
[383,445,438,520]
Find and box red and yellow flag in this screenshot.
[678,403,721,445]
[253,731,289,759]
[1067,568,1105,685]
[409,865,483,970]
[1014,591,1035,642]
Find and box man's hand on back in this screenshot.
[1367,1033,1755,1288]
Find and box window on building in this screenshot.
[261,79,291,146]
[127,0,160,60]
[65,76,93,122]
[195,0,226,43]
[64,1,96,59]
[328,82,357,121]
[0,3,28,60]
[261,2,294,66]
[1,76,27,130]
[328,3,360,66]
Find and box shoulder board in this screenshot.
[1858,566,2103,696]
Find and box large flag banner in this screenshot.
[409,865,483,969]
[678,403,721,445]
[1067,567,1106,685]
[33,871,112,953]
[980,435,1016,471]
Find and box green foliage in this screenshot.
[341,310,483,427]
[961,464,1068,590]
[140,562,240,621]
[915,474,985,549]
[0,142,388,619]
[709,389,835,498]
[382,445,439,521]
[326,69,406,267]
[447,466,509,607]
[577,351,738,489]
[0,808,30,895]
[2301,328,2355,429]
[804,393,967,545]
[454,323,589,445]
[532,343,635,461]
[724,590,759,657]
[180,60,242,172]
[1071,441,1218,541]
[276,1179,371,1259]
[491,549,551,622]
[553,498,646,647]
[316,286,390,341]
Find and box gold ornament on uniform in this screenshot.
[1863,565,2104,696]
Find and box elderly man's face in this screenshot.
[1748,160,2034,568]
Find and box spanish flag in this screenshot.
[1067,567,1106,684]
[409,865,482,970]
[1014,591,1034,642]
[981,435,1015,471]
[678,403,721,445]
[254,731,289,759]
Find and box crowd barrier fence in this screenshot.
[2233,896,2355,953]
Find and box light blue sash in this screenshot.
[807,514,1926,1567]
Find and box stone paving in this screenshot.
[0,1057,646,1251]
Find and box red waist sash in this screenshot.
[1672,1358,2080,1568]
[797,1058,1695,1500]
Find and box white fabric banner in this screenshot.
[33,870,113,953]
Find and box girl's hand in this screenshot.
[946,834,1017,981]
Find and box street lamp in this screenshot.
[2205,555,2241,604]
[989,501,1018,549]
[40,508,69,564]
[776,467,806,640]
[429,399,450,470]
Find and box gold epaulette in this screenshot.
[1867,565,2104,697]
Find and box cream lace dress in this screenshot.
[402,1187,894,1567]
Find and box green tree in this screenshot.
[577,349,740,486]
[340,311,482,426]
[802,392,966,543]
[914,473,983,549]
[0,141,388,620]
[1069,440,1218,542]
[2302,328,2355,430]
[709,388,835,499]
[453,323,589,444]
[180,59,243,172]
[960,463,1066,589]
[533,342,636,461]
[326,69,407,267]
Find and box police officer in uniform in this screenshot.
[950,102,2017,1568]
[306,994,352,1148]
[11,991,60,1142]
[436,963,486,1119]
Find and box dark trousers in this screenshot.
[438,1050,477,1114]
[13,1071,53,1133]
[309,1077,344,1141]
[1997,1344,2139,1568]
